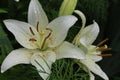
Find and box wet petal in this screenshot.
[80,21,99,47]
[1,48,34,73]
[31,51,56,80]
[55,41,85,60]
[4,20,39,49]
[47,15,78,47]
[28,0,48,29]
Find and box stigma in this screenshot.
[40,30,45,35]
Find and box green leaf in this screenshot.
[0,9,8,14]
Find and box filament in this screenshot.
[96,38,109,47]
[41,28,52,49]
[97,48,112,52]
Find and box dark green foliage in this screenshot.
[77,0,109,25]
[50,59,89,80]
[0,23,13,63]
[0,65,42,80]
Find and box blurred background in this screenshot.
[0,0,120,80]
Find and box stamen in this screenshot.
[29,27,35,35]
[97,48,112,52]
[29,38,37,42]
[41,28,52,49]
[46,28,52,32]
[36,21,39,32]
[41,32,51,49]
[96,38,109,47]
[97,54,112,56]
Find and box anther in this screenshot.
[36,21,39,32]
[29,27,35,35]
[97,54,112,56]
[29,38,37,42]
[96,38,109,47]
[97,48,112,52]
[46,28,52,32]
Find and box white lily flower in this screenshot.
[73,10,110,80]
[1,0,86,80]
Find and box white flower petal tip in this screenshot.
[3,19,38,49]
[81,59,109,80]
[92,21,99,32]
[1,70,4,73]
[1,48,33,73]
[28,0,48,29]
[55,41,85,60]
[74,10,86,27]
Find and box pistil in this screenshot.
[40,30,45,35]
[40,28,52,50]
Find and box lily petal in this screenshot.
[28,0,48,29]
[74,10,86,28]
[80,21,99,47]
[1,48,34,73]
[55,41,85,60]
[4,20,39,49]
[81,58,109,80]
[89,72,95,80]
[47,15,78,47]
[31,51,56,80]
[87,54,102,62]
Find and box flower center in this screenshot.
[40,28,52,50]
[29,21,52,50]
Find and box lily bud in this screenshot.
[15,0,20,2]
[59,0,77,16]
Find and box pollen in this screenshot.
[104,45,108,48]
[29,38,37,44]
[40,30,45,35]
